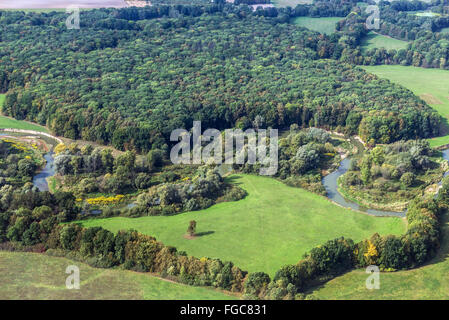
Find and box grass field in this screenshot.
[361,32,409,52]
[362,66,449,147]
[440,27,449,33]
[0,94,49,133]
[81,174,406,276]
[312,212,449,299]
[0,251,235,300]
[293,17,342,35]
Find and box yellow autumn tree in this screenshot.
[54,143,67,155]
[363,240,378,264]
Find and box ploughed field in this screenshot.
[362,65,449,147]
[81,174,406,276]
[0,251,235,300]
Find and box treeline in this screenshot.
[0,201,246,292]
[244,183,446,299]
[135,167,247,216]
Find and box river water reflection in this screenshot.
[322,148,449,218]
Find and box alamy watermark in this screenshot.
[66,265,80,289]
[170,121,278,176]
[365,265,380,290]
[366,4,380,30]
[66,6,80,30]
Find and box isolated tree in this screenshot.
[187,220,197,237]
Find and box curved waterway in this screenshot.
[0,130,58,192]
[322,148,449,218]
[5,129,447,217]
[33,152,55,192]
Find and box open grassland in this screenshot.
[81,174,406,276]
[0,94,48,132]
[361,32,409,52]
[362,66,449,147]
[312,212,449,299]
[292,17,342,35]
[0,251,235,300]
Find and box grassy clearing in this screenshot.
[0,251,235,300]
[361,32,409,52]
[0,94,49,133]
[312,212,449,299]
[293,17,342,35]
[414,11,441,17]
[362,66,449,147]
[440,27,449,33]
[81,174,406,276]
[0,116,49,133]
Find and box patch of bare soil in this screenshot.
[420,93,442,105]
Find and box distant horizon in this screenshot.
[0,0,129,9]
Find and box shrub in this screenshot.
[400,172,416,187]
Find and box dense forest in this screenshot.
[0,4,441,152]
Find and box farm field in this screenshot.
[361,32,409,52]
[362,65,449,147]
[272,0,312,7]
[0,94,49,132]
[312,212,449,299]
[81,174,406,276]
[292,17,342,35]
[0,251,235,300]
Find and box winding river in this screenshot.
[4,129,448,218]
[32,152,55,192]
[322,148,449,217]
[0,130,58,192]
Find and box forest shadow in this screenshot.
[423,211,449,265]
[224,175,244,186]
[195,231,215,237]
[438,118,449,137]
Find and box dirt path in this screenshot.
[0,128,63,144]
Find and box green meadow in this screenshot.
[362,65,449,147]
[0,94,49,132]
[361,32,409,52]
[0,251,235,300]
[312,212,449,299]
[293,17,342,35]
[81,174,406,276]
